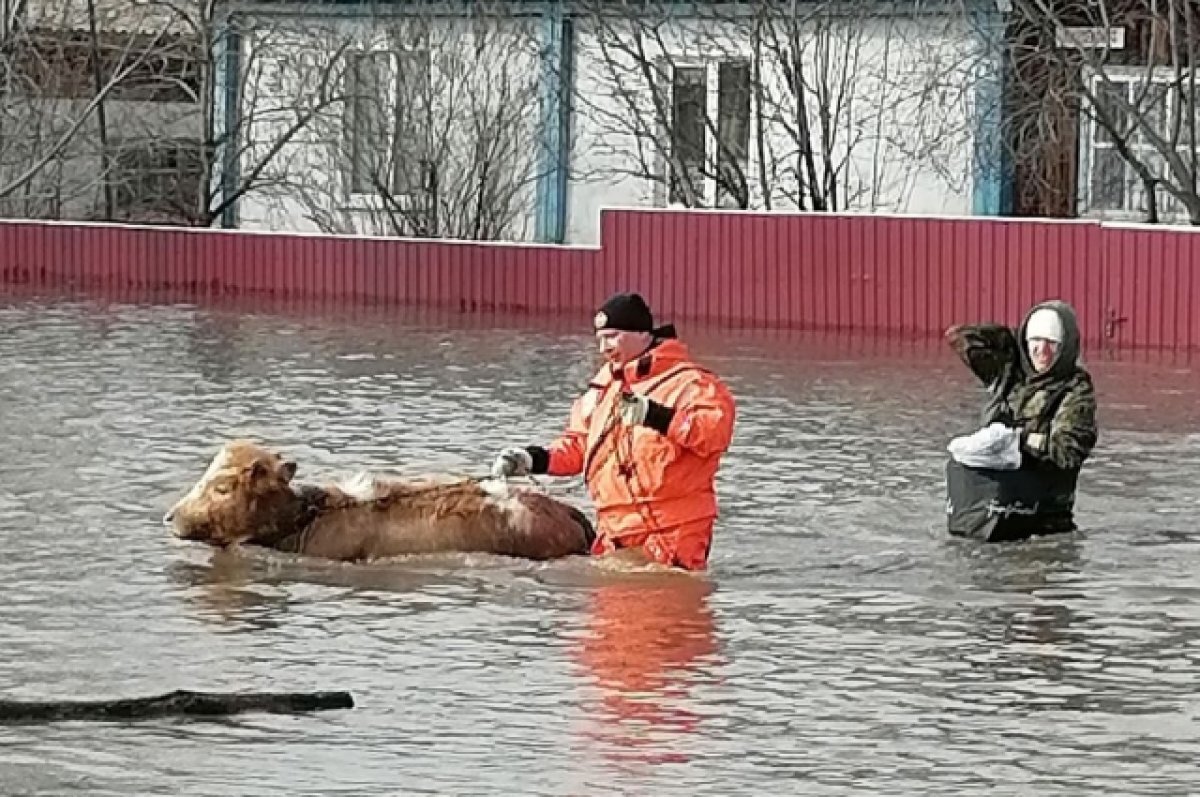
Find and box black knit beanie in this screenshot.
[593,292,654,333]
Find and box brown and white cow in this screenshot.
[163,439,594,562]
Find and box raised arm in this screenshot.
[627,373,736,458]
[945,323,1022,390]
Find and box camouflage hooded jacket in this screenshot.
[946,300,1098,474]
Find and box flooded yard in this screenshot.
[1,296,1199,795]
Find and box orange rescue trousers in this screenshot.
[589,517,715,571]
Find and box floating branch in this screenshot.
[0,688,355,724]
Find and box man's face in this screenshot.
[596,328,652,367]
[1028,337,1059,373]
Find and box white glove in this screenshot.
[617,392,650,426]
[492,447,533,479]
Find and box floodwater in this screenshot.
[1,295,1200,796]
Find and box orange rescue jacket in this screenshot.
[544,338,736,540]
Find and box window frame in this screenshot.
[342,41,431,204]
[1080,65,1199,221]
[653,55,754,209]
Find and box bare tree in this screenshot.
[0,0,363,228]
[570,0,979,214]
[0,0,191,219]
[243,5,547,241]
[1004,0,1200,224]
[105,0,360,228]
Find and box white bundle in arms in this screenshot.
[947,423,1021,470]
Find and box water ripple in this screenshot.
[1,297,1199,795]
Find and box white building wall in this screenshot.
[565,9,983,244]
[233,5,984,245]
[234,11,545,241]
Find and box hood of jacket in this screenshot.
[1017,300,1083,383]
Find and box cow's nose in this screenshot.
[162,509,175,525]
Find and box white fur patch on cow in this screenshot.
[335,471,380,501]
[175,446,233,507]
[479,477,529,520]
[479,478,509,499]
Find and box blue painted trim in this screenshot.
[534,2,569,243]
[215,23,241,229]
[969,2,1010,217]
[556,18,573,239]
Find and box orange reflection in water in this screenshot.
[571,572,722,766]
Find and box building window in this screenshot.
[1083,71,1193,219]
[344,47,430,197]
[715,60,751,208]
[669,65,707,205]
[390,49,430,196]
[11,30,201,103]
[110,139,203,224]
[346,51,389,195]
[662,57,752,208]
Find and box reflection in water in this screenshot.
[947,533,1086,595]
[165,551,295,633]
[165,545,538,632]
[572,575,720,766]
[3,297,1200,795]
[960,540,1085,691]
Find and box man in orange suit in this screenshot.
[492,292,737,571]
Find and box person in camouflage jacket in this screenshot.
[945,300,1098,535]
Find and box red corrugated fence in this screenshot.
[1,209,1198,350]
